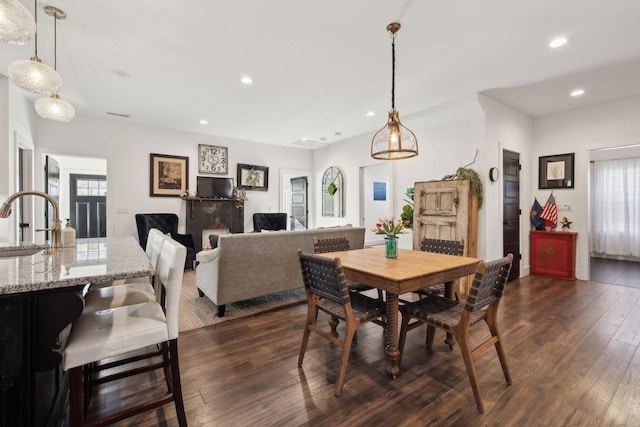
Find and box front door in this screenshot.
[290,176,308,230]
[69,174,107,238]
[502,150,520,281]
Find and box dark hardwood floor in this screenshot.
[591,257,640,289]
[87,270,640,426]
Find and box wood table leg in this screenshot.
[443,280,455,348]
[384,293,400,378]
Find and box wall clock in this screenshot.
[489,167,499,182]
[198,144,228,174]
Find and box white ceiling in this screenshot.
[2,0,640,147]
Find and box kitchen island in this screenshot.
[0,237,153,427]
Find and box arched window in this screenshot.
[322,166,344,217]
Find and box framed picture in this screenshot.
[237,163,269,191]
[539,153,574,189]
[150,153,189,197]
[198,144,228,174]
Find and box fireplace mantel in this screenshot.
[183,198,244,250]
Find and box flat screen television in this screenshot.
[197,177,234,199]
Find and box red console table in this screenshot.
[530,230,577,280]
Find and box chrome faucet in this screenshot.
[0,190,63,249]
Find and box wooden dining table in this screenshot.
[317,247,481,378]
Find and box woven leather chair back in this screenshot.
[298,252,350,306]
[313,235,351,254]
[419,238,464,256]
[464,255,512,313]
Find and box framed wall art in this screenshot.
[150,153,189,197]
[539,153,574,189]
[198,144,228,174]
[237,163,269,191]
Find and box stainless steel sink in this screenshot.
[0,248,43,258]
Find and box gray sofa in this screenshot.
[195,226,365,316]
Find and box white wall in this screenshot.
[479,95,533,275]
[533,95,640,279]
[1,77,37,242]
[33,115,313,239]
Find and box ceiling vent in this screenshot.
[106,112,130,118]
[291,139,327,149]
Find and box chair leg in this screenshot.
[298,304,317,366]
[334,323,356,397]
[398,311,411,365]
[454,328,485,413]
[168,339,188,427]
[161,341,173,393]
[69,366,85,427]
[485,314,512,384]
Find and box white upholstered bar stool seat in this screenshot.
[63,237,188,426]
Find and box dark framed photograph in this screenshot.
[237,163,269,191]
[150,153,189,197]
[198,144,228,174]
[539,153,574,189]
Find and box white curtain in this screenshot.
[591,157,640,258]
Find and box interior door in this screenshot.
[45,155,60,242]
[502,150,520,281]
[69,174,107,238]
[290,176,308,230]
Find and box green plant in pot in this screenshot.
[400,187,414,228]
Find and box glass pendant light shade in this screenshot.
[371,22,418,160]
[371,109,418,160]
[0,0,36,44]
[9,56,62,94]
[35,93,75,121]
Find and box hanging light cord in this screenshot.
[390,31,396,110]
[53,9,57,70]
[33,0,38,56]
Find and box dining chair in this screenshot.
[62,238,188,426]
[297,250,386,396]
[398,254,513,413]
[313,235,384,337]
[415,238,465,298]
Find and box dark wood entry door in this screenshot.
[45,155,60,242]
[502,150,520,281]
[70,174,107,238]
[290,177,308,230]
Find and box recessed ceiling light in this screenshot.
[570,89,585,97]
[549,36,568,48]
[240,76,253,85]
[334,131,342,137]
[199,119,208,125]
[366,111,375,117]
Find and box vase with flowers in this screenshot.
[372,216,411,258]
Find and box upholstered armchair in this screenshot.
[252,212,288,232]
[135,213,196,269]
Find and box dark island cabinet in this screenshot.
[0,288,83,426]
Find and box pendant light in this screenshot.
[8,0,61,94]
[34,5,74,122]
[371,22,418,160]
[0,0,36,44]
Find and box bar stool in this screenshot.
[62,238,188,426]
[83,228,167,310]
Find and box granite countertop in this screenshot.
[0,237,154,295]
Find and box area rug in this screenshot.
[179,270,306,332]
